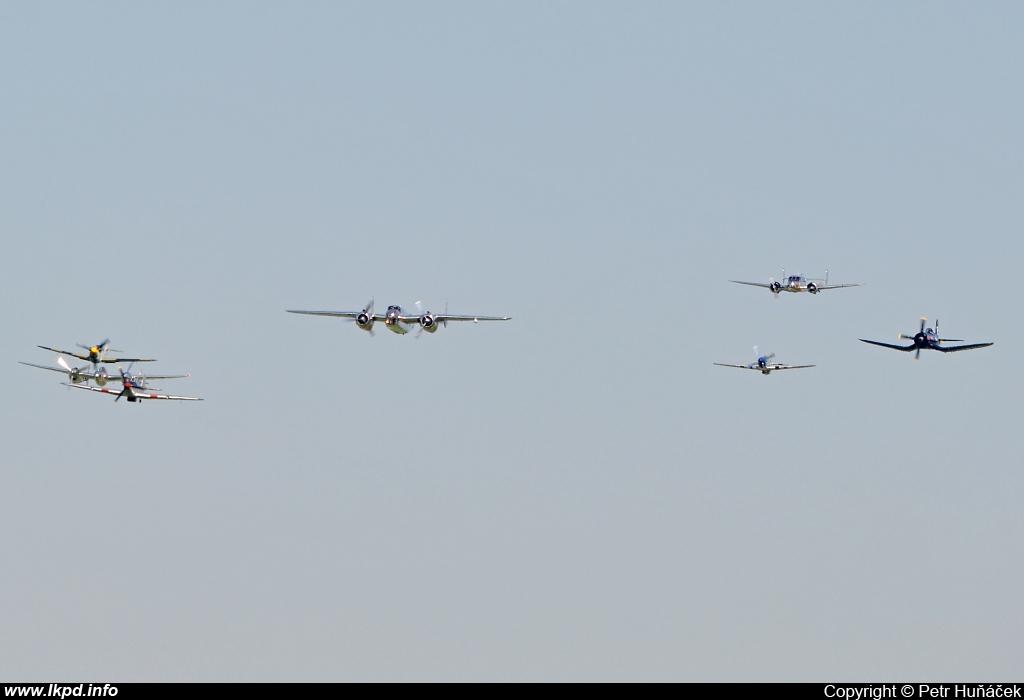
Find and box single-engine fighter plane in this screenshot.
[860,318,993,360]
[37,339,156,369]
[20,356,189,387]
[64,367,202,403]
[730,270,862,298]
[287,298,511,337]
[714,347,815,375]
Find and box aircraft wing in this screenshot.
[134,391,203,401]
[859,339,916,352]
[36,347,155,363]
[286,309,384,320]
[394,313,511,324]
[433,314,511,323]
[37,346,92,362]
[770,364,816,370]
[817,283,863,290]
[729,280,772,289]
[63,383,203,401]
[63,384,122,396]
[20,361,70,375]
[21,362,115,383]
[935,342,994,353]
[713,363,756,370]
[133,373,191,381]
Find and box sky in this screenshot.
[1,1,1022,681]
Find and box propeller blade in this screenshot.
[368,327,375,338]
[920,317,926,333]
[915,347,921,361]
[115,387,126,402]
[57,356,72,372]
[365,297,374,315]
[414,300,423,314]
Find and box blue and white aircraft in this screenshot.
[860,318,993,360]
[714,347,815,375]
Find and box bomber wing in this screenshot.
[286,309,384,320]
[394,312,512,324]
[935,342,994,353]
[429,314,511,323]
[20,361,127,383]
[859,339,916,352]
[20,361,70,375]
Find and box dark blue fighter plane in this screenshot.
[860,318,993,360]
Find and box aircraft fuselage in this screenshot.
[384,305,410,335]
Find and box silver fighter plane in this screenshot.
[287,298,511,337]
[714,347,815,375]
[21,355,189,387]
[731,270,862,297]
[860,318,993,360]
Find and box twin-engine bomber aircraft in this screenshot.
[860,318,993,360]
[731,270,862,297]
[21,356,189,387]
[714,347,815,375]
[38,339,155,369]
[287,298,511,337]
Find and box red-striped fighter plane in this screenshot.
[64,367,202,403]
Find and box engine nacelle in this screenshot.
[355,312,374,332]
[806,282,818,294]
[770,281,782,293]
[419,314,439,333]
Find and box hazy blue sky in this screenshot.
[2,1,1022,681]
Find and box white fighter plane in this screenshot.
[21,355,189,387]
[714,347,815,375]
[730,270,862,297]
[287,298,511,337]
[63,367,202,403]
